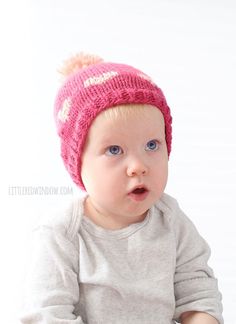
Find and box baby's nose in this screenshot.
[127,159,148,177]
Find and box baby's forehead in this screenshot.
[94,104,165,124]
[88,104,166,141]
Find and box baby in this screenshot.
[20,53,223,323]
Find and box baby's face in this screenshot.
[81,105,168,228]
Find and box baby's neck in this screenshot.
[83,196,148,230]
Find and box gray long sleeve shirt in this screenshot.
[20,193,223,323]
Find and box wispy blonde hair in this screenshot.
[98,104,160,122]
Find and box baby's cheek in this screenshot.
[154,169,168,191]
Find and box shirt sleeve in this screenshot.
[19,223,85,324]
[171,201,223,324]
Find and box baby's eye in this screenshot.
[105,145,123,155]
[145,140,159,151]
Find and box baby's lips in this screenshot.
[133,188,146,194]
[129,185,148,194]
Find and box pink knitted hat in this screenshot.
[54,53,172,190]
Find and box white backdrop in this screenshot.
[0,0,235,323]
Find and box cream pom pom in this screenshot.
[58,52,104,79]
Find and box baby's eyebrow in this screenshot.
[145,134,165,140]
[98,136,122,144]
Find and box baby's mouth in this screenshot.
[128,186,149,201]
[132,187,147,194]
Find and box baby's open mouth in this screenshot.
[132,187,147,194]
[128,186,149,201]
